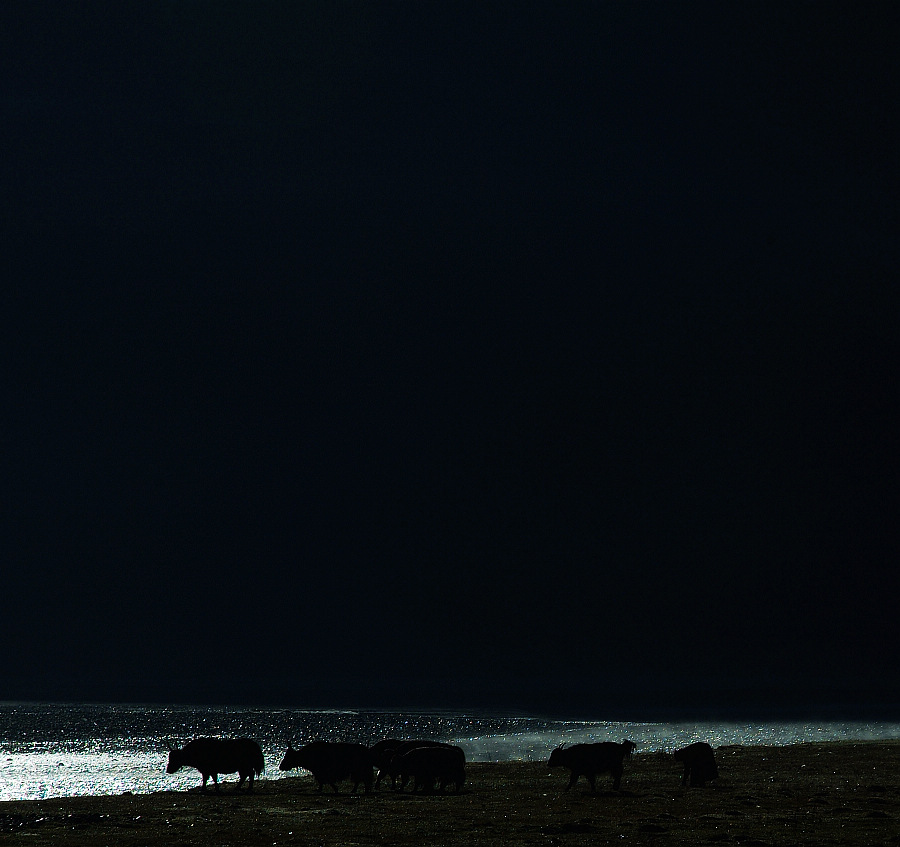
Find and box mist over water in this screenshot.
[458,720,900,761]
[1,704,898,801]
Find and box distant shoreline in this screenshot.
[3,697,899,721]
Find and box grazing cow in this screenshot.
[166,738,264,793]
[674,742,718,787]
[547,739,636,792]
[279,741,373,793]
[393,744,466,793]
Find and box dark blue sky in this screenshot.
[4,2,898,717]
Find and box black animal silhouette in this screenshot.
[547,739,636,792]
[392,743,466,793]
[370,739,457,790]
[166,737,264,792]
[279,741,373,793]
[368,738,407,789]
[674,742,719,786]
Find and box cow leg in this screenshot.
[212,774,221,794]
[611,765,623,791]
[681,766,690,787]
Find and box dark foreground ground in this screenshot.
[1,742,898,846]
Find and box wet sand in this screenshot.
[0,741,897,845]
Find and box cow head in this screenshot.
[547,744,567,767]
[166,745,185,774]
[278,744,301,771]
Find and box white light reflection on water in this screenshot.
[0,750,194,801]
[0,740,295,802]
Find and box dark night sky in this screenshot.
[3,2,898,718]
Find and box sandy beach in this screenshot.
[0,741,897,845]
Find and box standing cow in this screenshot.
[393,744,466,793]
[372,740,458,791]
[547,739,636,792]
[674,742,718,786]
[279,741,373,793]
[166,737,265,793]
[368,739,407,790]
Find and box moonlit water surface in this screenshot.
[1,704,898,801]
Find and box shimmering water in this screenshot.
[1,703,898,801]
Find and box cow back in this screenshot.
[284,741,372,782]
[396,744,466,791]
[172,738,264,776]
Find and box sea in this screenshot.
[1,703,899,802]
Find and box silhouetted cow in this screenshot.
[279,741,373,793]
[674,742,718,786]
[547,739,636,792]
[367,739,404,789]
[369,738,404,765]
[166,737,264,793]
[393,744,466,793]
[371,739,455,791]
